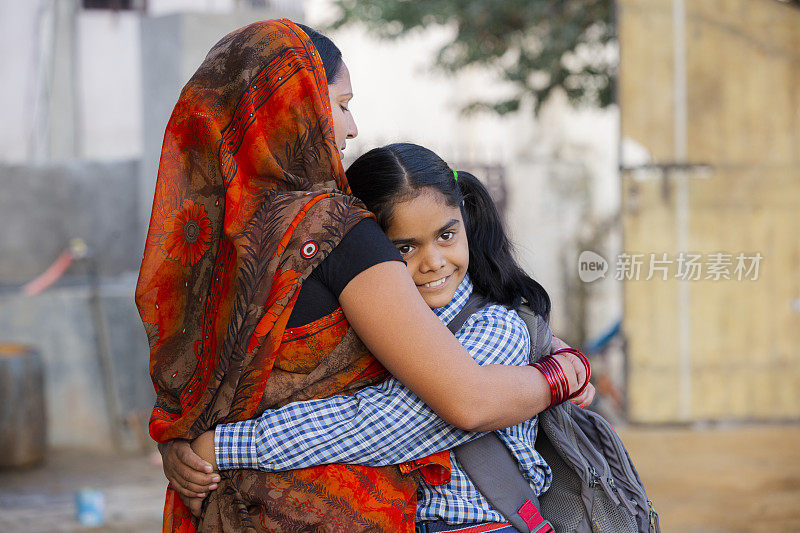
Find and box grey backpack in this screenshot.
[448,296,660,533]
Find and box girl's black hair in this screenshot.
[296,23,344,84]
[346,142,551,319]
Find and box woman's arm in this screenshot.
[340,261,552,432]
[202,306,532,472]
[168,263,594,492]
[176,296,593,492]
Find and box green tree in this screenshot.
[329,0,615,115]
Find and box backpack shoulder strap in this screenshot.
[446,295,554,533]
[454,434,554,533]
[446,292,491,335]
[516,303,552,363]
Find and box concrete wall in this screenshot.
[0,0,48,162]
[619,0,800,422]
[0,161,141,283]
[78,10,143,161]
[1,1,301,165]
[0,280,153,450]
[503,97,622,346]
[0,159,151,450]
[0,1,141,163]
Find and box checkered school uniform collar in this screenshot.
[432,274,473,325]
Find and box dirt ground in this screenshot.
[619,424,800,533]
[0,448,165,532]
[0,423,798,532]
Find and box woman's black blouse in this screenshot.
[286,218,403,328]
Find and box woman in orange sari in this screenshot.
[138,19,557,532]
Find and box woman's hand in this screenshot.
[550,335,571,353]
[559,351,596,408]
[158,439,219,499]
[549,336,596,408]
[570,381,596,408]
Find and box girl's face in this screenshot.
[327,62,358,160]
[385,190,469,309]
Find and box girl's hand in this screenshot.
[158,439,219,499]
[178,493,205,518]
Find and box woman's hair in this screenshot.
[296,23,344,84]
[346,143,551,318]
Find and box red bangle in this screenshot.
[543,358,564,406]
[539,358,560,406]
[531,359,552,406]
[548,357,570,403]
[552,348,592,399]
[532,348,592,408]
[532,358,557,406]
[532,355,570,408]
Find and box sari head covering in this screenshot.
[135,19,433,532]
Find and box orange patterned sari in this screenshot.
[136,19,425,532]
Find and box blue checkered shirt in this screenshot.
[214,275,552,524]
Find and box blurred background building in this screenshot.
[0,0,797,456]
[0,0,308,452]
[619,0,800,423]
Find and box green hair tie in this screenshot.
[452,169,458,181]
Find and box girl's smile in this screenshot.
[421,275,450,288]
[385,190,469,309]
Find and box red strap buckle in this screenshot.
[518,499,554,533]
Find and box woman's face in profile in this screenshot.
[328,62,358,160]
